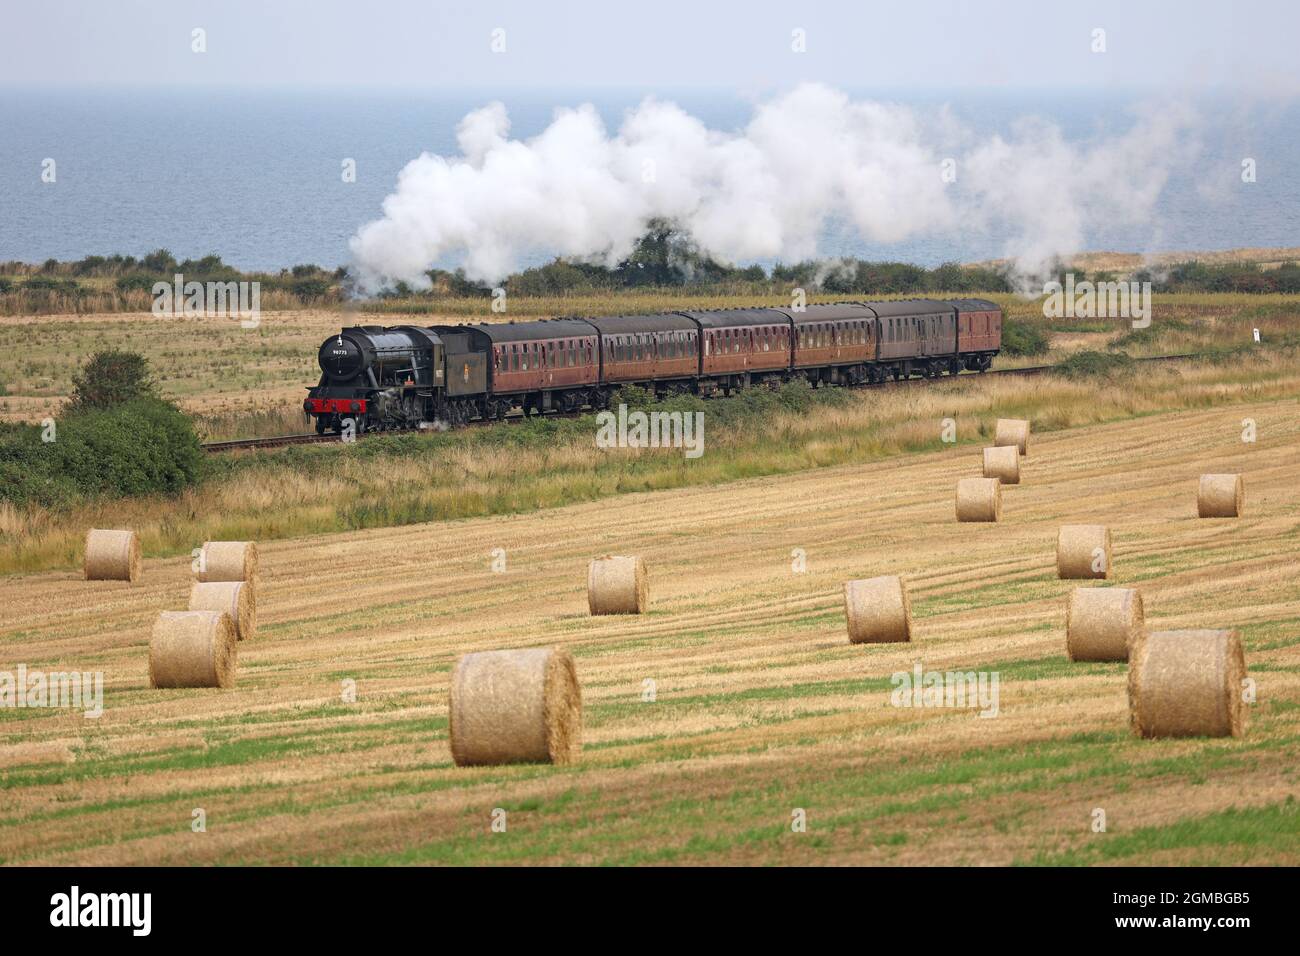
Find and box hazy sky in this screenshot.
[2,0,1297,94]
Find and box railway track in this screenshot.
[202,352,1202,453]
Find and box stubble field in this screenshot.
[2,396,1298,865]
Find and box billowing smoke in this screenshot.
[350,83,1199,293]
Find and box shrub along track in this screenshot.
[201,352,1202,453]
[2,395,1298,865]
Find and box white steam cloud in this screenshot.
[350,83,1199,293]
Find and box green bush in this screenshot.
[115,273,160,292]
[1051,350,1135,379]
[1001,319,1051,357]
[0,425,79,506]
[291,277,331,299]
[53,398,203,497]
[69,349,156,411]
[22,276,81,294]
[0,398,203,506]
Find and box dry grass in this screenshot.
[3,350,1299,577]
[1,397,1297,865]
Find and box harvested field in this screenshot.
[1,399,1299,865]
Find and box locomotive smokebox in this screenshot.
[318,333,365,381]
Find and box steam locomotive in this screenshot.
[304,298,1001,433]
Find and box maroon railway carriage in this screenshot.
[773,302,879,385]
[583,313,699,390]
[867,298,959,379]
[951,298,1001,371]
[677,308,792,394]
[437,319,600,418]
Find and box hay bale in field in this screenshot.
[843,575,912,644]
[1128,629,1247,738]
[449,647,581,766]
[188,581,256,642]
[955,477,1002,522]
[1198,474,1244,518]
[994,418,1030,456]
[1066,587,1144,662]
[982,445,1021,485]
[148,610,238,689]
[84,529,141,583]
[587,555,647,615]
[1057,524,1112,579]
[196,540,258,584]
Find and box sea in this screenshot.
[1,87,1296,271]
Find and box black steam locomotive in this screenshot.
[304,299,1002,433]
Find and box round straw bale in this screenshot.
[994,418,1030,456]
[1066,587,1143,662]
[188,581,256,641]
[196,540,258,584]
[148,610,237,689]
[1197,474,1244,518]
[449,647,581,766]
[587,555,647,615]
[843,575,912,644]
[1128,629,1246,738]
[982,445,1020,485]
[84,529,141,583]
[955,477,1001,522]
[1056,524,1112,579]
